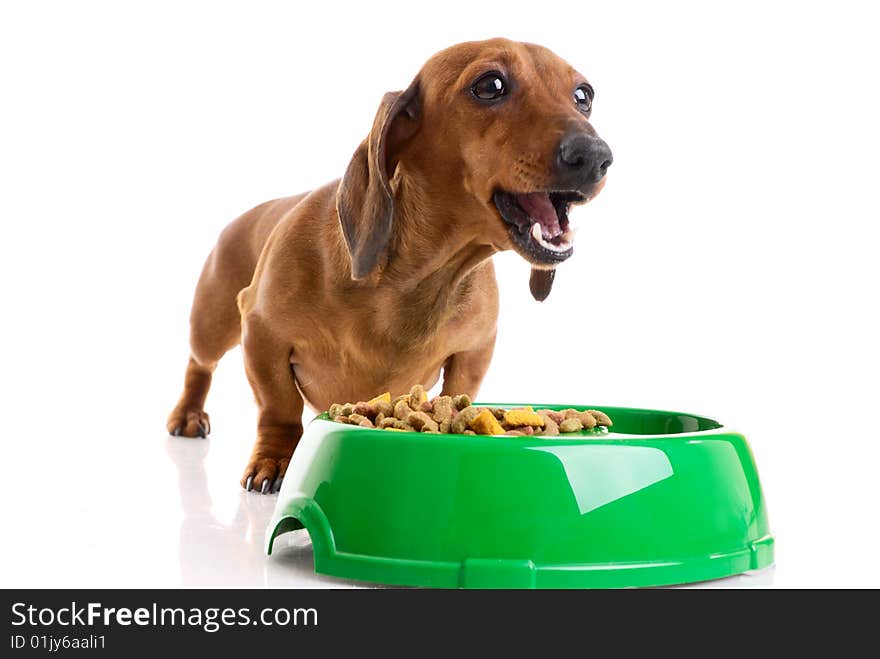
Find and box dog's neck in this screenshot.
[387,172,495,280]
[367,169,498,336]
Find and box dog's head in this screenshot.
[337,38,612,296]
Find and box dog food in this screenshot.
[326,385,612,436]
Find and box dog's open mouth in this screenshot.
[493,190,585,265]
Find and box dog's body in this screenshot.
[167,39,612,492]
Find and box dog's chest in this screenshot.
[290,316,472,410]
[287,266,495,410]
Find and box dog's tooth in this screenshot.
[529,219,575,253]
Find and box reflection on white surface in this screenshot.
[165,436,366,588]
[529,445,673,515]
[168,437,274,586]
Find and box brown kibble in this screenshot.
[451,405,481,433]
[491,408,507,420]
[559,417,584,433]
[353,401,376,418]
[339,403,355,416]
[374,400,393,418]
[439,420,452,434]
[505,430,525,436]
[420,400,434,413]
[540,410,565,425]
[328,403,344,418]
[463,430,476,435]
[519,425,535,435]
[393,419,416,432]
[375,412,386,425]
[563,409,581,420]
[579,411,597,429]
[586,409,613,427]
[432,396,455,423]
[391,394,411,408]
[349,413,373,428]
[537,413,560,436]
[332,415,351,424]
[379,416,397,429]
[394,399,412,420]
[407,411,439,432]
[409,384,428,407]
[452,394,471,411]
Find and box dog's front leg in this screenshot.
[239,313,303,494]
[440,334,497,399]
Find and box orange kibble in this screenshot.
[503,409,545,428]
[468,409,506,435]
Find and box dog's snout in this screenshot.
[556,133,613,187]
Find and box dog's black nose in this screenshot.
[556,133,613,186]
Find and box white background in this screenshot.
[1,0,877,588]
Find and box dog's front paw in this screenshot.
[167,408,210,438]
[241,456,289,494]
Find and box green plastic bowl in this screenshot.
[266,404,774,588]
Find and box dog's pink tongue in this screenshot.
[516,192,560,236]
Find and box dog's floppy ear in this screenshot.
[336,78,420,279]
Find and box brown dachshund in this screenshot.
[167,38,612,493]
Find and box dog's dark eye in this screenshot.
[574,84,593,112]
[471,72,507,102]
